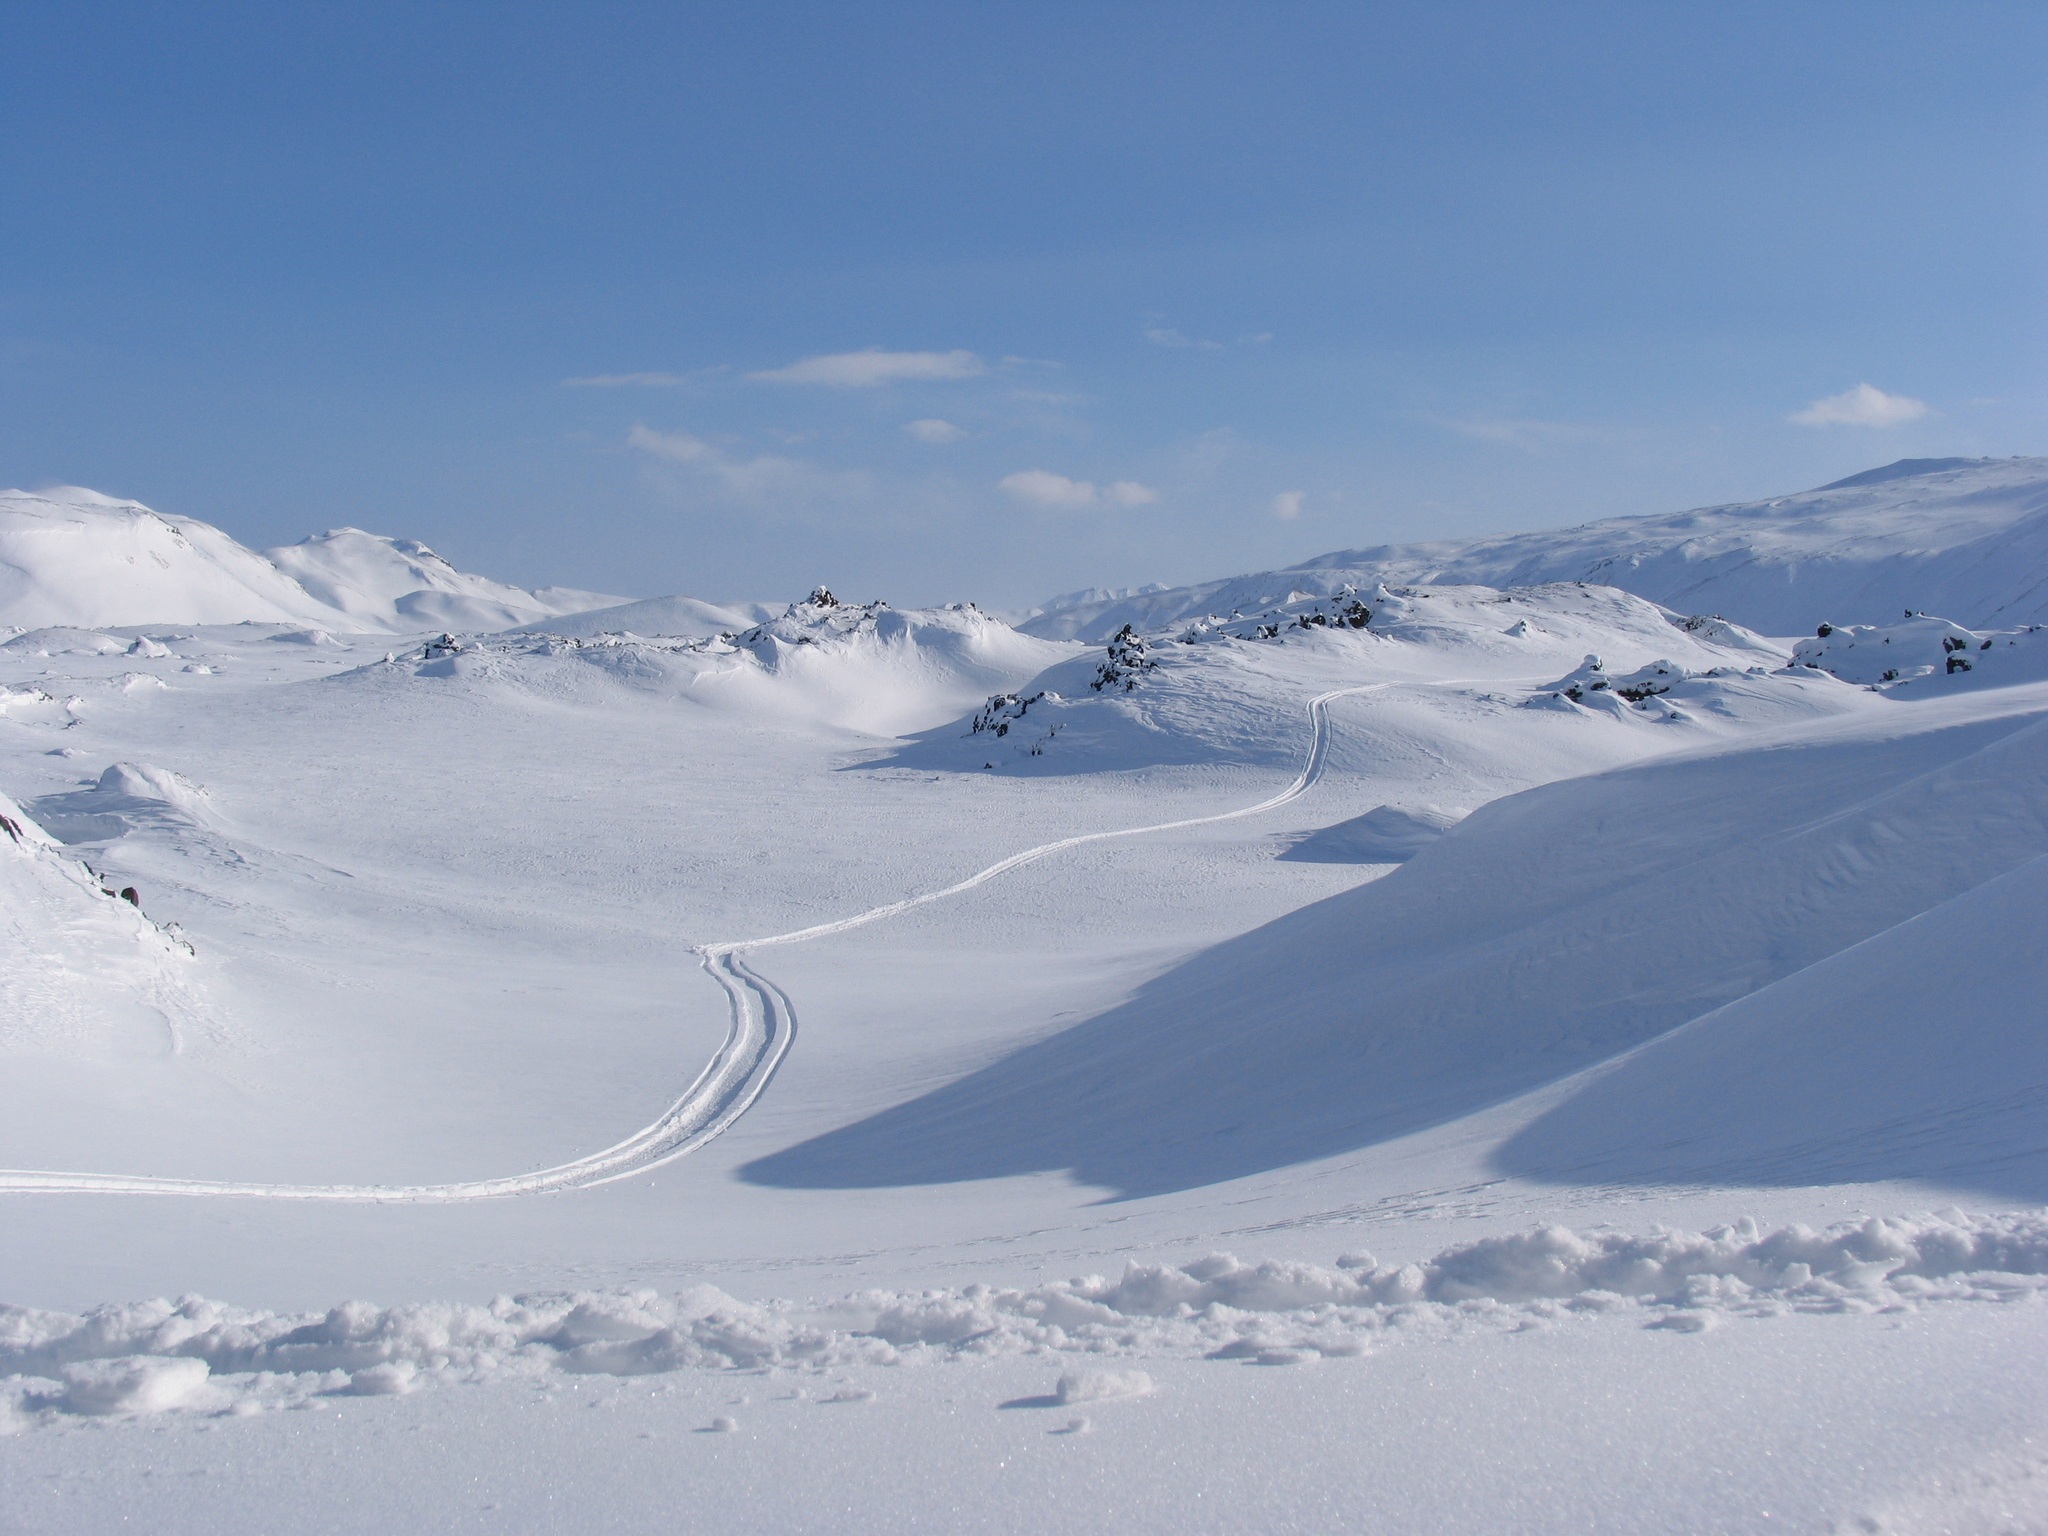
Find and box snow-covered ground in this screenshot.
[2,472,2045,1533]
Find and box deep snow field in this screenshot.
[3,465,2047,1534]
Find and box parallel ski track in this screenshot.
[0,684,1389,1201]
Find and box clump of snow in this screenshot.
[1054,1368,1152,1404]
[1,1211,2038,1425]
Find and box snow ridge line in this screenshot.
[0,684,1393,1201]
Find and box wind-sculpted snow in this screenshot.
[1024,456,2048,639]
[3,1209,2040,1427]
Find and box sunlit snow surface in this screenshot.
[3,542,2047,1529]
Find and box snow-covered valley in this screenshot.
[3,460,2046,1533]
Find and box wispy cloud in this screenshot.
[1144,326,1223,352]
[563,372,685,388]
[904,418,965,444]
[1423,415,1609,453]
[748,348,985,387]
[626,424,870,505]
[999,470,1156,510]
[1790,383,1928,428]
[1269,490,1304,520]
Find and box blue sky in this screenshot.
[3,3,2044,608]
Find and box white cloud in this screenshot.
[1000,469,1099,508]
[904,418,965,443]
[1428,415,1606,452]
[1790,383,1929,428]
[1269,490,1304,520]
[1144,326,1223,352]
[999,470,1157,510]
[748,348,986,387]
[625,424,870,505]
[627,424,714,462]
[563,372,685,388]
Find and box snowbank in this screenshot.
[3,1209,2038,1426]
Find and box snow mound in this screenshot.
[3,1209,2038,1423]
[1278,804,1463,864]
[29,762,219,844]
[1024,456,2048,639]
[0,487,628,633]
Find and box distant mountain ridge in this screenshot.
[0,486,625,633]
[1024,457,2048,641]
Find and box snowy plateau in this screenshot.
[1,458,2046,1534]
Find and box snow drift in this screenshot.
[4,1208,2039,1423]
[1025,457,2048,640]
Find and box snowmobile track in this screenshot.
[0,683,1402,1201]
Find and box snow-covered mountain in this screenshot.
[1025,457,2048,641]
[0,486,625,633]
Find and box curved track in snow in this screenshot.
[0,684,1385,1201]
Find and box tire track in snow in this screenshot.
[0,684,1397,1201]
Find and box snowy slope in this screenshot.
[0,788,198,1056]
[262,527,624,632]
[897,580,1802,775]
[0,487,348,630]
[0,487,626,633]
[752,686,2048,1199]
[1026,456,2048,640]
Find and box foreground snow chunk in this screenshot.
[56,1355,211,1416]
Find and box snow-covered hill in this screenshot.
[898,581,1803,775]
[262,526,623,633]
[0,486,624,633]
[1025,457,2048,640]
[392,589,1078,736]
